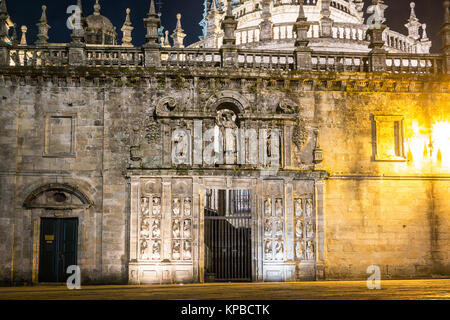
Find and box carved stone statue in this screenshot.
[274,241,284,260]
[140,239,149,260]
[306,221,313,239]
[183,241,192,260]
[295,220,303,238]
[216,109,238,128]
[275,198,282,216]
[264,218,272,237]
[140,218,150,238]
[172,219,181,238]
[264,240,272,260]
[274,219,283,237]
[152,240,161,260]
[141,197,149,216]
[152,197,161,216]
[306,199,313,217]
[151,218,161,238]
[295,199,303,217]
[172,240,181,260]
[184,198,191,216]
[264,199,272,216]
[306,241,314,260]
[172,198,180,216]
[183,219,191,239]
[295,241,304,260]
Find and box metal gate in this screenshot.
[204,189,252,282]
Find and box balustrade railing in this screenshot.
[3,44,447,75]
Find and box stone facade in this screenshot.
[0,0,449,285]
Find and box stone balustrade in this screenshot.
[1,43,447,75]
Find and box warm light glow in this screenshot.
[407,120,450,169]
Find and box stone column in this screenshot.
[320,0,332,38]
[314,179,326,280]
[220,2,238,68]
[260,0,272,42]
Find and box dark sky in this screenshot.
[4,0,445,52]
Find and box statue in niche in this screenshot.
[275,199,282,216]
[295,241,304,260]
[152,197,161,216]
[216,109,238,129]
[306,221,313,239]
[306,199,313,217]
[183,241,192,260]
[152,240,161,260]
[140,239,149,260]
[274,219,283,237]
[172,240,181,260]
[264,240,273,260]
[274,241,284,260]
[264,218,272,237]
[294,199,303,217]
[266,130,272,158]
[141,198,149,216]
[306,241,314,260]
[140,218,150,238]
[172,198,180,216]
[184,198,191,216]
[172,219,181,238]
[151,218,161,238]
[264,199,272,216]
[183,219,192,239]
[295,220,303,238]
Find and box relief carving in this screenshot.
[152,240,161,260]
[172,240,181,260]
[183,241,192,260]
[184,198,191,216]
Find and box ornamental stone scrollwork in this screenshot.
[277,98,298,114]
[155,96,178,117]
[293,119,308,150]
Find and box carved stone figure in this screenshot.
[306,221,313,238]
[264,240,272,260]
[264,199,272,216]
[152,197,161,216]
[184,198,191,216]
[295,241,304,260]
[140,239,149,260]
[275,198,282,216]
[264,218,272,237]
[152,240,161,260]
[152,218,161,238]
[295,199,303,217]
[306,199,313,217]
[183,219,191,239]
[172,240,181,260]
[141,197,149,216]
[140,218,150,238]
[277,98,297,114]
[306,241,314,260]
[295,220,303,238]
[216,109,238,128]
[172,198,180,216]
[274,241,284,260]
[183,241,192,260]
[172,219,181,238]
[274,218,283,237]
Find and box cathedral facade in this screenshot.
[0,0,449,285]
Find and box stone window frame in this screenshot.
[43,113,77,158]
[373,115,406,162]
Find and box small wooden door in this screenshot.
[39,218,78,283]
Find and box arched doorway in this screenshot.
[23,183,92,283]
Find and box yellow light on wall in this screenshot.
[432,121,450,166]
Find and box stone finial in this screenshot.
[0,0,9,41]
[210,0,217,12]
[320,0,332,37]
[77,0,83,15]
[121,8,134,47]
[294,1,310,47]
[171,13,186,48]
[143,0,161,48]
[405,2,421,40]
[221,1,237,48]
[93,0,101,16]
[260,0,273,42]
[36,5,51,45]
[10,22,17,44]
[20,25,27,45]
[164,30,171,47]
[421,23,428,40]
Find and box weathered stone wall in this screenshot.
[0,68,448,284]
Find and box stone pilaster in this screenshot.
[441,0,450,74]
[220,2,238,67]
[294,2,312,71]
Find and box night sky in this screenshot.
[4,0,445,52]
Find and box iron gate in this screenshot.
[204,189,252,282]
